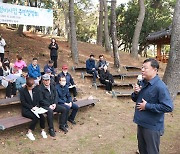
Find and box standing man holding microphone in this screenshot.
[131,58,173,154]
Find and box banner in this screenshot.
[0,3,53,26]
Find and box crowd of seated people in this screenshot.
[0,53,113,140]
[86,54,114,94]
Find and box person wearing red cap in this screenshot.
[57,64,77,102]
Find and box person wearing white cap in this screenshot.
[39,74,68,137]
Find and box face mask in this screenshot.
[60,81,66,86]
[63,70,67,74]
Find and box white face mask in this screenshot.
[63,70,68,74]
[60,81,66,86]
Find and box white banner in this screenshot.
[0,3,53,27]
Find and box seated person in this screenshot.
[56,76,79,126]
[58,64,77,102]
[96,55,108,73]
[44,68,56,86]
[28,58,41,85]
[20,77,47,141]
[86,54,99,83]
[1,58,18,98]
[44,60,56,76]
[99,65,114,94]
[16,67,28,91]
[14,55,27,73]
[39,74,68,136]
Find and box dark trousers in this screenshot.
[69,87,77,97]
[100,80,112,91]
[87,70,98,82]
[0,53,4,62]
[22,110,45,131]
[137,125,161,154]
[6,82,16,98]
[43,105,67,129]
[60,103,79,121]
[51,56,58,68]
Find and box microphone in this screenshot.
[137,75,142,86]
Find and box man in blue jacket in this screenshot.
[86,54,99,83]
[131,58,173,154]
[56,76,79,126]
[28,58,41,85]
[58,64,77,102]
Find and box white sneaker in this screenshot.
[41,130,47,139]
[26,132,35,141]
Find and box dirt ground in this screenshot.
[0,26,180,154]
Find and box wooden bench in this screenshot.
[112,90,133,98]
[123,66,141,71]
[0,96,20,106]
[112,72,141,80]
[0,98,98,130]
[72,66,86,73]
[97,83,133,88]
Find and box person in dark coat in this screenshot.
[44,60,56,75]
[96,55,109,73]
[48,38,59,68]
[20,77,47,141]
[58,64,77,102]
[39,74,68,137]
[99,65,114,94]
[56,76,79,126]
[86,54,99,83]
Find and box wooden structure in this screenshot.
[146,26,171,63]
[0,98,98,130]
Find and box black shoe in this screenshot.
[59,126,68,133]
[65,124,69,128]
[73,97,77,102]
[68,118,76,125]
[49,128,56,137]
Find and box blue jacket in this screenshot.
[28,64,41,79]
[16,75,26,90]
[58,72,75,87]
[44,64,55,75]
[131,75,173,132]
[56,83,72,104]
[86,59,96,71]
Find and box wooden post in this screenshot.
[157,43,162,61]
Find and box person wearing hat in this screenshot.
[58,64,77,102]
[16,67,28,90]
[0,34,6,62]
[39,74,68,137]
[56,76,79,126]
[20,77,47,141]
[44,60,56,76]
[44,68,56,86]
[86,54,99,83]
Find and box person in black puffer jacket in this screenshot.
[99,65,114,94]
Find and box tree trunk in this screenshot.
[163,0,180,101]
[69,0,79,64]
[103,0,111,52]
[97,0,104,46]
[131,0,145,58]
[111,0,120,68]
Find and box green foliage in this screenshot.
[117,0,176,51]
